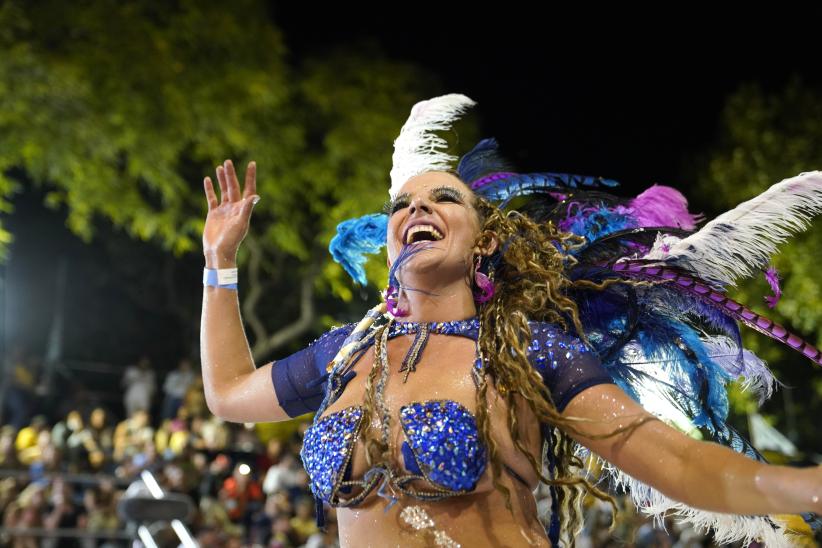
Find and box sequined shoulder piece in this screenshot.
[270,322,358,418]
[526,320,616,412]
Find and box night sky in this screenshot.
[5,6,822,390]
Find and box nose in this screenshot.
[409,196,433,215]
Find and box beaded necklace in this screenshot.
[391,316,480,335]
[391,316,480,383]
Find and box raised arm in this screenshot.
[560,382,822,516]
[200,159,289,423]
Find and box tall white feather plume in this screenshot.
[578,448,806,547]
[643,170,822,289]
[389,93,477,199]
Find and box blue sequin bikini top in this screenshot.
[302,399,486,507]
[300,318,490,508]
[297,316,616,510]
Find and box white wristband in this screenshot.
[203,267,238,290]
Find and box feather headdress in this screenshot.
[323,94,822,546]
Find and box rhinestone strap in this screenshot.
[399,322,430,383]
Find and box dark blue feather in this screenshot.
[456,137,516,184]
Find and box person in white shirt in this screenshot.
[161,357,195,421]
[121,356,156,420]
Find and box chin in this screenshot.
[401,251,444,273]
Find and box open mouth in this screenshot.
[404,224,445,245]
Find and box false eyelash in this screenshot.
[432,186,463,202]
[387,198,410,214]
[435,192,459,202]
[383,188,461,215]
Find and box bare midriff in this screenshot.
[336,471,553,547]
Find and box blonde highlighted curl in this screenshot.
[470,193,663,546]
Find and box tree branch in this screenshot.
[243,233,319,361]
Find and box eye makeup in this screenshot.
[431,186,464,202]
[383,194,410,215]
[384,186,465,215]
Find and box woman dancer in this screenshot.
[201,93,822,546]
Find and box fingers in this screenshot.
[203,177,219,210]
[210,159,257,208]
[223,159,241,202]
[243,161,257,200]
[216,165,229,204]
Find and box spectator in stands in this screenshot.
[112,409,153,463]
[182,376,207,419]
[0,425,23,470]
[3,345,38,431]
[14,415,47,461]
[43,476,81,547]
[161,358,194,421]
[289,495,318,545]
[200,414,229,452]
[154,407,191,458]
[219,461,263,525]
[198,452,231,501]
[121,355,156,420]
[50,410,80,453]
[86,407,114,473]
[18,423,52,466]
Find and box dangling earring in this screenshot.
[383,284,410,317]
[473,254,495,304]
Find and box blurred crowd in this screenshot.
[0,347,344,547]
[0,347,816,547]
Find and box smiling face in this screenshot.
[386,171,490,283]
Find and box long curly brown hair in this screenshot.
[358,179,662,546]
[469,193,665,546]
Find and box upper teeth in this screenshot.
[406,224,444,244]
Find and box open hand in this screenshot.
[202,159,260,257]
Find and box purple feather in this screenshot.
[763,265,782,309]
[701,337,781,405]
[628,184,705,230]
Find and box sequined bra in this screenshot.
[301,399,486,507]
[271,316,617,510]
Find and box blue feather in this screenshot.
[328,213,388,286]
[456,137,516,184]
[559,204,638,252]
[478,172,622,207]
[387,241,440,297]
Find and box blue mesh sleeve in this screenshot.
[527,321,616,413]
[270,323,357,418]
